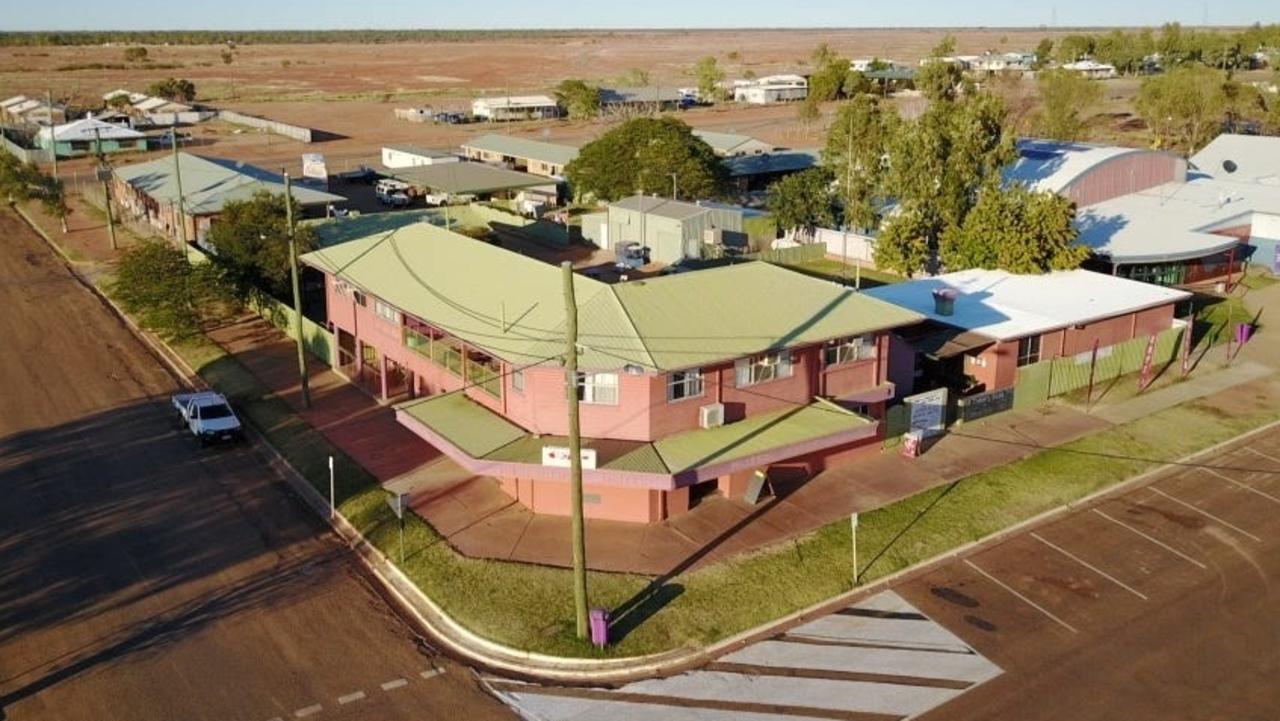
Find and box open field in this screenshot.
[9,27,1250,178]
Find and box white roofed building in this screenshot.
[867,269,1189,396]
[471,95,560,122]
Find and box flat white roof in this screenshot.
[866,268,1189,342]
[1191,134,1280,186]
[473,95,557,109]
[1077,175,1280,263]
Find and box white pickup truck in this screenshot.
[172,391,244,446]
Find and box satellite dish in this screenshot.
[1222,159,1238,174]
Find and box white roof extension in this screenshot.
[866,269,1189,342]
[38,117,145,142]
[1191,134,1280,186]
[1077,175,1280,264]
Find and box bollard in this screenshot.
[589,607,611,648]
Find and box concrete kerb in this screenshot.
[17,202,1280,684]
[9,202,691,683]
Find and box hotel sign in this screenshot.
[542,446,598,470]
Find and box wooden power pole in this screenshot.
[284,172,312,409]
[561,260,589,639]
[171,128,190,262]
[93,127,117,251]
[47,89,67,233]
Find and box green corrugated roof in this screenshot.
[300,223,922,371]
[114,152,344,215]
[654,399,872,473]
[384,161,554,194]
[398,392,526,457]
[462,134,579,167]
[611,262,922,370]
[396,392,871,476]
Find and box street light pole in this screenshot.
[284,172,312,410]
[561,260,589,640]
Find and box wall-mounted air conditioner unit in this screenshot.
[699,402,725,429]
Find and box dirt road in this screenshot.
[0,211,513,720]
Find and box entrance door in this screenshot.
[336,329,357,378]
[360,342,382,395]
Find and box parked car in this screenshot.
[614,241,651,270]
[375,179,412,207]
[172,391,243,446]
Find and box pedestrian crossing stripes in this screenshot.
[487,590,1002,721]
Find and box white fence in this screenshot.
[774,227,877,263]
[217,110,315,143]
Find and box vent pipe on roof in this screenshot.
[932,288,958,316]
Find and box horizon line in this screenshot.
[0,23,1263,33]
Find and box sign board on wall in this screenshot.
[905,388,948,438]
[541,446,598,470]
[957,387,1014,423]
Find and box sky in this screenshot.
[2,0,1275,31]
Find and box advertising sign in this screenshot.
[904,388,948,438]
[541,446,598,470]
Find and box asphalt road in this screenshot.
[905,425,1280,721]
[0,212,514,721]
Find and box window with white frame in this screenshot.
[576,372,619,405]
[667,369,704,402]
[823,335,877,366]
[734,351,793,387]
[1017,335,1042,367]
[374,299,399,324]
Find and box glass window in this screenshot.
[576,372,619,405]
[667,369,705,402]
[374,299,399,324]
[1017,335,1042,367]
[823,335,877,366]
[734,351,793,387]
[465,352,502,398]
[511,369,524,393]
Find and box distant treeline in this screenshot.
[0,29,595,46]
[1044,22,1280,74]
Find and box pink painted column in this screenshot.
[380,354,389,400]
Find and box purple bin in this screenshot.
[589,608,611,648]
[1236,322,1254,346]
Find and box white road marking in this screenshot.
[1030,531,1148,600]
[293,705,322,718]
[1092,508,1208,569]
[338,690,366,705]
[381,678,409,691]
[1244,446,1280,465]
[1149,487,1262,542]
[1202,467,1280,505]
[420,668,445,680]
[964,559,1079,634]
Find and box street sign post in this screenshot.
[386,492,409,564]
[851,512,859,584]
